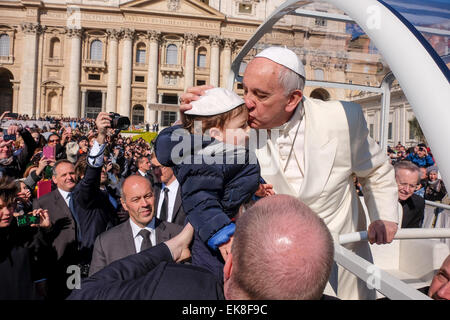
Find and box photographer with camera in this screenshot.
[32,112,123,299]
[406,143,435,168]
[0,175,52,299]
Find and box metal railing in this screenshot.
[333,243,432,300]
[336,228,450,300]
[339,228,450,245]
[425,200,450,210]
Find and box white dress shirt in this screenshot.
[156,179,179,223]
[138,169,147,177]
[58,188,71,208]
[129,218,156,253]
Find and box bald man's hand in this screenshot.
[368,220,398,245]
[179,85,214,113]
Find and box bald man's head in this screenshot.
[226,195,334,300]
[120,175,155,228]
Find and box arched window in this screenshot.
[0,34,10,57]
[166,44,177,65]
[197,47,207,67]
[310,88,330,101]
[90,40,103,61]
[49,37,61,58]
[136,43,146,64]
[132,105,145,125]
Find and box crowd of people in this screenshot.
[0,46,448,301]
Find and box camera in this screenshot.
[5,113,18,119]
[109,112,130,131]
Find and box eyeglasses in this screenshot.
[48,139,60,143]
[398,182,418,190]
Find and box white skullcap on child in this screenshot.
[185,88,245,116]
[255,46,305,78]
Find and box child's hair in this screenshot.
[181,104,248,134]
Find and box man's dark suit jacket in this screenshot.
[68,243,224,300]
[89,218,183,276]
[154,182,186,227]
[33,163,117,298]
[400,194,425,228]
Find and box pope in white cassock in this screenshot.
[181,47,400,300]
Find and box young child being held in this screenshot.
[154,88,272,281]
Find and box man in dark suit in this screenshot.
[33,112,117,299]
[150,153,186,226]
[68,195,335,300]
[394,161,425,228]
[135,156,151,178]
[89,175,183,276]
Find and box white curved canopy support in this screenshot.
[324,0,450,186]
[339,228,450,245]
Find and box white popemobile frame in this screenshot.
[227,0,450,300]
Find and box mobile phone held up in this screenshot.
[17,214,40,227]
[43,145,55,159]
[3,134,16,141]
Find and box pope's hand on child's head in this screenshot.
[179,85,214,113]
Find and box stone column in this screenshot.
[222,38,234,87]
[209,35,221,87]
[183,33,197,91]
[18,23,42,117]
[66,27,83,118]
[81,89,87,118]
[106,29,121,113]
[146,30,161,124]
[11,82,20,114]
[119,28,134,117]
[101,91,106,112]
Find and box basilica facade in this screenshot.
[0,0,394,131]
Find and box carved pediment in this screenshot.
[42,80,63,88]
[120,0,224,19]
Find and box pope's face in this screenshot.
[243,58,294,129]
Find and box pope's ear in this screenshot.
[209,127,223,141]
[285,90,303,113]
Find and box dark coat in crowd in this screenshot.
[424,179,447,202]
[68,243,224,300]
[400,194,425,228]
[154,125,260,245]
[33,162,117,299]
[0,222,49,300]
